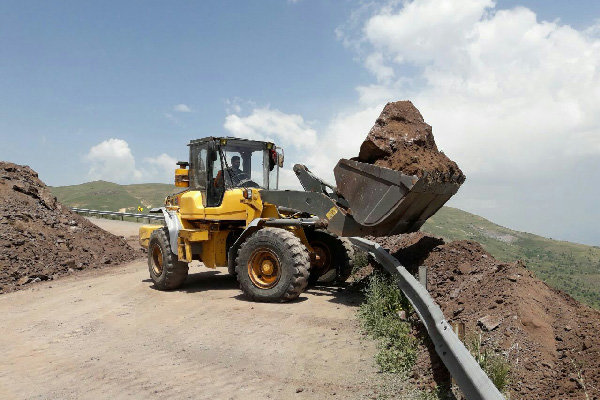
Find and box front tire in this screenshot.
[148,227,189,290]
[235,228,310,302]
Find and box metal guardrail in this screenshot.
[71,207,165,223]
[349,237,504,400]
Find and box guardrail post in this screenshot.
[453,321,465,341]
[418,265,428,290]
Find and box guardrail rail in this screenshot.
[349,237,504,400]
[71,207,165,223]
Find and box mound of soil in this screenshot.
[357,101,465,184]
[0,162,140,294]
[372,233,600,399]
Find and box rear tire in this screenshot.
[307,230,354,285]
[235,228,309,302]
[148,227,189,290]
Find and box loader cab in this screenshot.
[188,137,282,207]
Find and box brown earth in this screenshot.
[372,233,600,399]
[357,101,465,184]
[0,218,394,400]
[0,162,140,294]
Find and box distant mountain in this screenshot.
[50,181,176,212]
[422,207,600,309]
[50,182,600,309]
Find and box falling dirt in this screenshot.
[371,232,600,399]
[0,162,140,294]
[357,101,465,184]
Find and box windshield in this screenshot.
[216,140,278,190]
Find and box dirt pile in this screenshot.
[372,233,600,399]
[0,162,140,294]
[357,101,465,184]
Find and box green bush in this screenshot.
[358,272,417,373]
[467,334,511,393]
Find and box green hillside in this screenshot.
[51,181,176,212]
[422,207,600,309]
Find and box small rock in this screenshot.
[458,262,473,275]
[296,388,304,393]
[582,339,593,350]
[62,259,76,269]
[452,307,464,317]
[564,325,572,331]
[477,315,500,331]
[397,310,407,320]
[17,276,30,285]
[541,361,554,369]
[507,274,519,282]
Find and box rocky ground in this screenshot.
[371,232,600,399]
[0,162,140,294]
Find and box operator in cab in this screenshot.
[215,155,248,188]
[228,156,246,182]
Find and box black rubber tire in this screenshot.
[148,227,189,290]
[307,230,355,285]
[235,228,309,302]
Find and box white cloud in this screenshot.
[224,107,317,150]
[173,104,192,112]
[84,139,177,184]
[144,153,178,183]
[364,52,395,82]
[331,0,600,243]
[84,139,143,183]
[164,112,185,127]
[353,1,600,178]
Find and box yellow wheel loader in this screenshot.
[139,137,462,302]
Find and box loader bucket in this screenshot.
[333,159,463,236]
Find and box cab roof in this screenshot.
[188,136,274,149]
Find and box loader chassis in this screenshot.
[139,136,462,302]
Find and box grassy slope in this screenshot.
[50,181,176,212]
[51,182,600,309]
[422,207,600,309]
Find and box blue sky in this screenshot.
[1,0,600,246]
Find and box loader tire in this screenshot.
[307,231,355,285]
[235,228,309,302]
[148,227,189,290]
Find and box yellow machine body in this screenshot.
[139,224,164,248]
[139,188,285,269]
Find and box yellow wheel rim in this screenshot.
[248,248,281,289]
[310,240,332,275]
[151,243,164,276]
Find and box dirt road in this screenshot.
[0,219,383,399]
